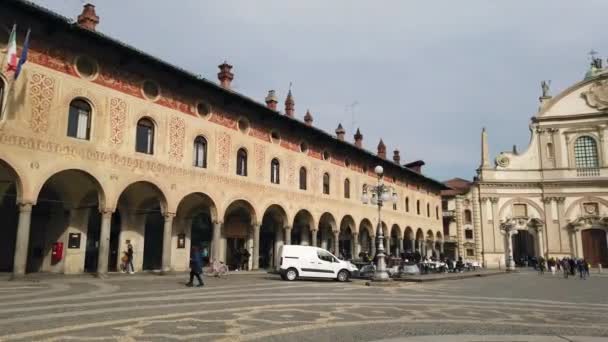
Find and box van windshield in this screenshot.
[317,250,336,263]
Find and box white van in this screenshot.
[278,245,358,282]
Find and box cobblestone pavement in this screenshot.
[0,270,607,341]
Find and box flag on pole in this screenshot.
[14,28,31,80]
[5,24,18,72]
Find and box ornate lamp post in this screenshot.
[361,165,398,281]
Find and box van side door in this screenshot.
[314,249,337,278]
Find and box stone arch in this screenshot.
[33,168,107,211]
[0,159,28,272]
[319,212,337,232]
[292,209,315,246]
[358,218,374,255]
[0,157,26,204]
[317,212,338,252]
[220,195,258,225]
[498,197,545,220]
[222,199,257,270]
[404,226,414,240]
[565,196,608,219]
[260,204,289,269]
[175,192,218,223]
[114,180,169,215]
[260,202,292,227]
[339,215,356,259]
[223,199,257,225]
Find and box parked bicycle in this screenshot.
[209,259,229,278]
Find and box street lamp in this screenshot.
[361,165,398,281]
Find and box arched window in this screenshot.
[67,99,92,140]
[546,142,554,159]
[464,209,472,224]
[299,167,307,190]
[405,197,409,212]
[416,200,420,215]
[436,206,439,220]
[427,203,430,217]
[236,148,248,176]
[193,136,207,168]
[344,178,350,199]
[323,173,330,194]
[270,158,280,184]
[574,136,599,169]
[135,118,154,154]
[0,78,5,119]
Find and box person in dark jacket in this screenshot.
[186,246,204,287]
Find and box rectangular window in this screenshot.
[466,249,475,257]
[512,204,527,217]
[393,203,397,211]
[465,230,473,239]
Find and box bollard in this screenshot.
[599,264,603,274]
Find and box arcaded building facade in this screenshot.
[0,1,445,276]
[475,60,608,268]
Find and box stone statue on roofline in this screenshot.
[541,80,551,98]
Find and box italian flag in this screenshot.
[6,24,18,72]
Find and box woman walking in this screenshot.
[186,246,204,287]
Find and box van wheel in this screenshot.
[337,269,350,282]
[285,268,298,281]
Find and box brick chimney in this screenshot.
[265,90,278,111]
[335,123,345,141]
[285,89,295,118]
[304,109,313,126]
[217,61,234,89]
[354,128,363,148]
[77,4,99,31]
[393,149,401,164]
[377,139,386,159]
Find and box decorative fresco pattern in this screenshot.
[217,131,232,173]
[254,143,266,180]
[109,97,127,145]
[168,116,186,161]
[28,73,55,134]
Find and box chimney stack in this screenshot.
[304,109,313,126]
[354,128,363,148]
[377,139,387,159]
[393,149,401,164]
[77,3,99,31]
[285,89,295,118]
[335,123,345,141]
[265,90,278,111]
[217,61,234,89]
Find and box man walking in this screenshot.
[186,246,204,287]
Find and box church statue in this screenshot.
[541,80,551,98]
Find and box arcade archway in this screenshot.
[260,204,287,269]
[0,160,22,272]
[223,200,256,270]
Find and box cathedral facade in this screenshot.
[0,1,445,277]
[474,62,608,268]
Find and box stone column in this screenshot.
[352,232,359,258]
[455,196,464,259]
[598,125,607,167]
[411,239,416,252]
[550,128,563,168]
[12,202,33,277]
[440,241,444,254]
[161,213,175,273]
[542,197,556,256]
[284,226,291,245]
[574,228,584,259]
[96,209,113,276]
[252,223,260,270]
[370,235,376,256]
[212,221,222,261]
[311,229,318,247]
[555,197,568,253]
[536,227,545,258]
[505,229,515,271]
[333,231,339,255]
[398,238,404,256]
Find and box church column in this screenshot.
[352,232,359,258]
[371,235,376,256]
[96,209,113,276]
[574,228,584,259]
[555,197,568,253]
[455,196,464,260]
[541,197,556,257]
[598,125,607,167]
[311,228,317,247]
[536,226,545,258]
[490,197,500,254]
[284,226,291,245]
[161,213,175,273]
[549,128,564,168]
[398,237,404,256]
[212,221,222,261]
[252,223,260,270]
[505,228,516,271]
[12,202,33,277]
[471,186,484,264]
[411,239,416,252]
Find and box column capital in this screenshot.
[480,197,489,203]
[100,208,114,215]
[489,197,499,204]
[541,197,553,204]
[555,196,565,204]
[164,212,176,220]
[284,225,292,230]
[213,220,223,225]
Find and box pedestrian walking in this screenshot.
[584,259,590,278]
[126,242,135,274]
[241,248,250,271]
[562,258,569,279]
[538,256,545,275]
[568,258,576,276]
[186,246,204,287]
[577,259,586,280]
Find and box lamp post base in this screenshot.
[371,270,391,281]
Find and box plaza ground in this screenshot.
[0,270,607,341]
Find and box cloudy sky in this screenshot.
[31,0,608,181]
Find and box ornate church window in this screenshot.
[67,99,91,140]
[270,158,280,184]
[135,118,154,154]
[193,136,207,168]
[574,136,599,169]
[464,209,472,224]
[236,148,248,176]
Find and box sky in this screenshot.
[30,0,608,182]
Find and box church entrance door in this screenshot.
[582,229,608,267]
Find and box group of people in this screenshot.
[232,247,251,271]
[541,257,591,279]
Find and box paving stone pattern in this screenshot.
[0,270,607,341]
